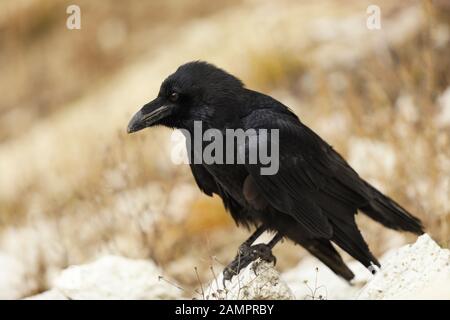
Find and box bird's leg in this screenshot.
[222,226,267,284]
[222,230,283,285]
[237,225,266,253]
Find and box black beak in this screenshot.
[127,97,173,134]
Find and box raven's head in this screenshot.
[127,61,244,133]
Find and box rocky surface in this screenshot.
[282,234,450,300]
[357,234,450,300]
[26,289,69,300]
[28,255,183,300]
[25,234,450,300]
[204,260,294,300]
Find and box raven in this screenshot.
[128,61,424,283]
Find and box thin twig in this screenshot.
[194,266,205,300]
[158,275,185,291]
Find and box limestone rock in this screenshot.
[204,260,294,300]
[53,255,183,300]
[357,234,450,299]
[26,289,68,300]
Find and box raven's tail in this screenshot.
[360,184,424,235]
[295,237,355,281]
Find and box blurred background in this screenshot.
[0,0,449,299]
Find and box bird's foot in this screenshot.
[222,243,276,286]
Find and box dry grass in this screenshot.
[0,0,241,142]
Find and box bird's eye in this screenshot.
[169,92,179,102]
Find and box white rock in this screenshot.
[204,260,294,300]
[53,255,183,300]
[357,234,450,299]
[25,289,68,300]
[282,234,450,300]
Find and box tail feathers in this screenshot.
[301,238,355,282]
[331,220,380,270]
[361,186,424,235]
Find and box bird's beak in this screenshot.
[127,97,173,134]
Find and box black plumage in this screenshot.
[128,61,424,281]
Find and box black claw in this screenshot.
[222,266,237,287]
[238,243,251,254]
[222,243,277,285]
